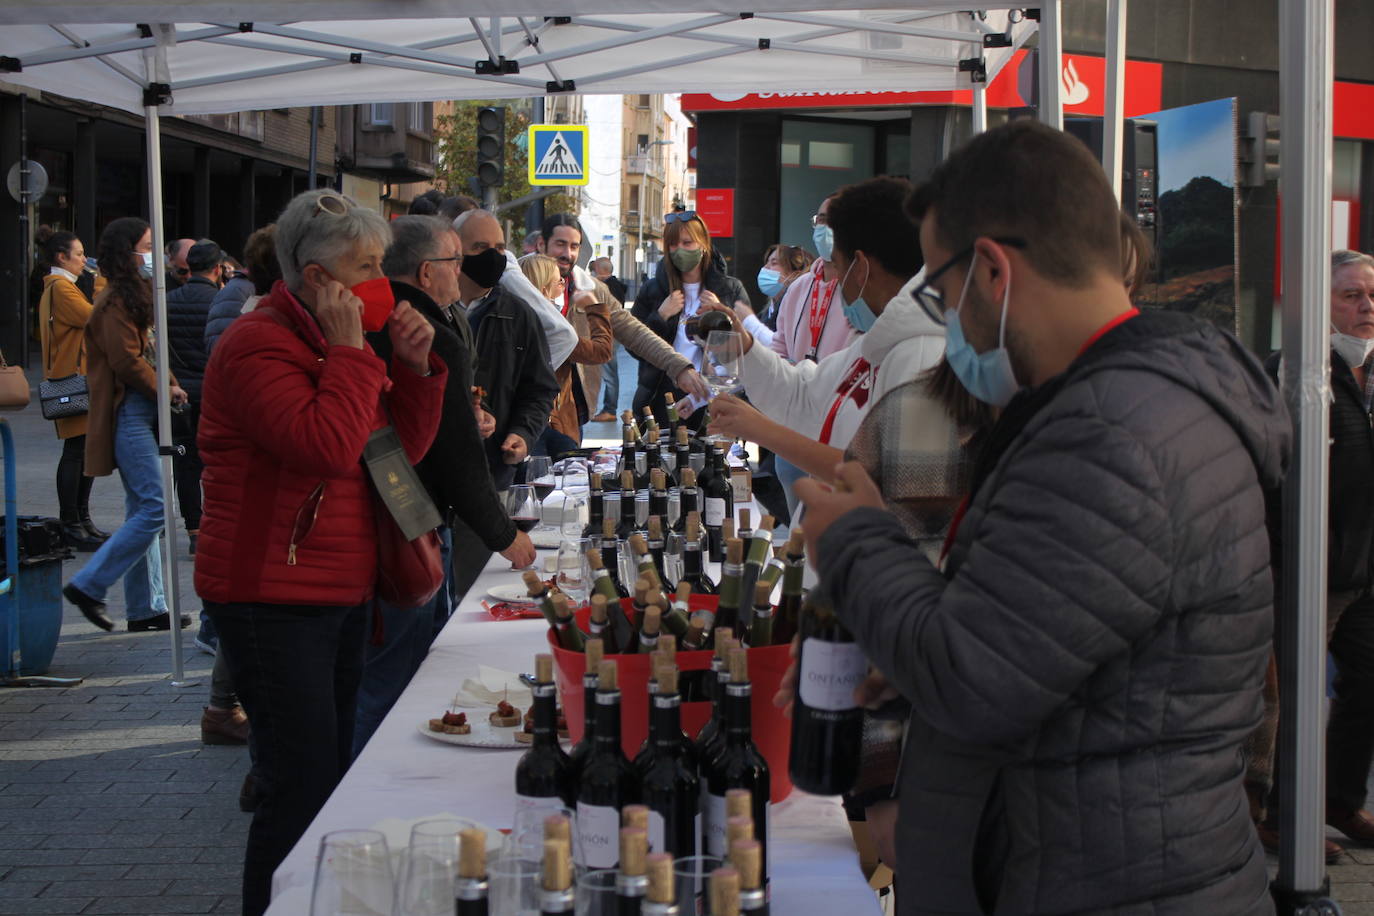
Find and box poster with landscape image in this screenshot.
[1134,97,1240,333]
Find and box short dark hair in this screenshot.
[383,215,451,279]
[242,225,282,296]
[438,195,479,221]
[42,231,79,266]
[187,240,223,273]
[906,120,1121,287]
[827,176,922,279]
[409,189,445,216]
[542,213,584,246]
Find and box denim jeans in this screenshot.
[205,599,368,916]
[533,424,581,459]
[69,391,165,621]
[599,341,622,414]
[352,526,454,758]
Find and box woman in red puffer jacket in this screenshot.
[195,190,445,916]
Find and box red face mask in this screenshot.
[352,277,396,332]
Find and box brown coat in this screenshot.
[38,272,97,439]
[83,286,177,477]
[549,298,613,442]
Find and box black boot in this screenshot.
[77,474,110,542]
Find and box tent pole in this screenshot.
[143,48,195,689]
[307,106,320,189]
[1037,0,1063,129]
[1103,0,1127,202]
[1273,0,1335,911]
[971,83,987,135]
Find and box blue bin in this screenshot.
[0,559,64,676]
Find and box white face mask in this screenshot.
[1331,327,1374,369]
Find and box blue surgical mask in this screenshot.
[812,225,834,261]
[757,267,786,299]
[944,253,1021,407]
[839,255,878,332]
[139,251,154,279]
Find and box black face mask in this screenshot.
[460,247,506,290]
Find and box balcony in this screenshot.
[336,104,436,183]
[625,154,665,181]
[623,211,665,235]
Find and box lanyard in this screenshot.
[817,356,874,446]
[805,270,839,360]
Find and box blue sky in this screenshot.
[1144,97,1237,193]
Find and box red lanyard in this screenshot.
[817,356,874,445]
[805,270,839,358]
[561,282,574,317]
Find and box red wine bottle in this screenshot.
[675,468,701,536]
[582,472,605,540]
[693,630,736,771]
[455,826,490,916]
[729,839,767,916]
[568,640,605,786]
[701,448,734,564]
[788,596,868,796]
[711,539,746,642]
[679,513,717,596]
[575,660,641,870]
[769,529,806,646]
[516,654,574,813]
[643,853,678,916]
[540,838,574,915]
[637,664,701,860]
[708,866,741,916]
[702,650,770,880]
[618,827,650,916]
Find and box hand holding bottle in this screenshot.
[791,461,884,565]
[699,301,754,353]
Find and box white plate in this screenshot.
[419,718,526,749]
[486,583,538,604]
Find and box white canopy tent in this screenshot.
[0,1,1336,909]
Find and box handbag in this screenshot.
[38,302,89,420]
[363,425,445,608]
[0,350,30,411]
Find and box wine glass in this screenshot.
[574,869,618,916]
[556,537,592,605]
[702,330,743,445]
[507,486,541,549]
[310,829,395,916]
[488,855,541,916]
[526,456,556,534]
[672,855,724,916]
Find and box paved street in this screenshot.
[3,361,1374,914]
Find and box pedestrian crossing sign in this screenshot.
[528,125,589,186]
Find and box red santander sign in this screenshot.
[682,51,1163,119]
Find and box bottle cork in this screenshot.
[652,468,665,489]
[684,619,706,649]
[726,538,744,565]
[665,392,677,407]
[624,425,636,444]
[535,653,553,683]
[542,838,571,892]
[676,424,689,444]
[590,473,602,492]
[729,647,749,684]
[630,533,649,556]
[726,815,754,851]
[722,519,735,542]
[544,813,572,844]
[713,629,735,659]
[682,467,697,487]
[676,582,692,604]
[739,508,751,531]
[523,569,545,596]
[621,827,648,877]
[622,410,635,426]
[725,789,752,820]
[635,578,652,601]
[729,839,762,891]
[647,853,675,904]
[598,659,618,692]
[648,516,663,540]
[785,528,805,556]
[586,548,605,570]
[458,827,487,879]
[603,516,617,540]
[622,805,650,831]
[687,512,701,540]
[754,580,773,607]
[757,515,776,534]
[657,665,679,695]
[659,634,677,662]
[551,592,572,620]
[621,470,635,491]
[590,594,609,624]
[643,606,662,636]
[709,867,741,916]
[585,639,604,673]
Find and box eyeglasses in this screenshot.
[663,210,698,224]
[423,256,461,264]
[909,236,1028,323]
[290,193,354,267]
[811,214,828,228]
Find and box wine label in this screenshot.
[703,792,728,856]
[576,802,621,869]
[648,808,666,855]
[515,793,567,821]
[703,497,727,527]
[799,638,869,712]
[636,453,647,476]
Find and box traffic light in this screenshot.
[1241,111,1280,189]
[476,106,506,189]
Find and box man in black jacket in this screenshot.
[353,215,537,755]
[450,208,559,595]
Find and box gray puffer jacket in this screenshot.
[818,311,1289,915]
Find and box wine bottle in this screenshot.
[639,605,663,654]
[629,533,660,591]
[455,826,489,916]
[712,539,746,640]
[747,581,773,650]
[622,420,649,490]
[589,594,619,654]
[516,654,575,813]
[664,582,692,640]
[617,471,643,541]
[729,840,767,916]
[649,469,671,526]
[672,425,693,487]
[708,867,741,916]
[643,853,679,916]
[725,814,753,858]
[788,596,868,796]
[675,468,701,536]
[569,639,604,785]
[522,569,560,630]
[681,619,707,653]
[551,593,587,653]
[701,449,734,564]
[590,535,630,603]
[664,393,685,442]
[736,517,775,636]
[693,630,736,771]
[639,405,657,443]
[646,430,673,491]
[646,518,671,589]
[702,649,770,879]
[540,838,574,915]
[619,827,650,916]
[576,660,640,870]
[582,472,605,541]
[679,513,717,596]
[638,665,701,860]
[770,529,806,647]
[545,812,572,846]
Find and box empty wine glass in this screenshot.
[556,537,592,605]
[506,486,541,546]
[702,330,743,446]
[574,869,618,916]
[311,829,395,916]
[672,855,724,916]
[488,855,541,916]
[509,806,576,861]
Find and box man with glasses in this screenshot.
[351,215,536,755]
[793,119,1288,913]
[165,237,195,289]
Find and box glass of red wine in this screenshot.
[526,456,556,535]
[506,486,541,542]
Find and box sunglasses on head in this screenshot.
[663,210,698,224]
[291,193,355,267]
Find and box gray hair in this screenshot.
[275,190,392,290]
[1333,249,1374,282]
[383,215,452,280]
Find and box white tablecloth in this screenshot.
[266,533,878,915]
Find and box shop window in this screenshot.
[809,141,854,170]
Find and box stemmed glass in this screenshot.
[506,487,541,558]
[702,329,743,446]
[526,456,556,535]
[310,829,395,916]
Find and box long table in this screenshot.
[265,532,880,915]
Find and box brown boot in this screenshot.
[1256,820,1343,864]
[201,705,251,745]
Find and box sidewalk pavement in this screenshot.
[6,367,1374,914]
